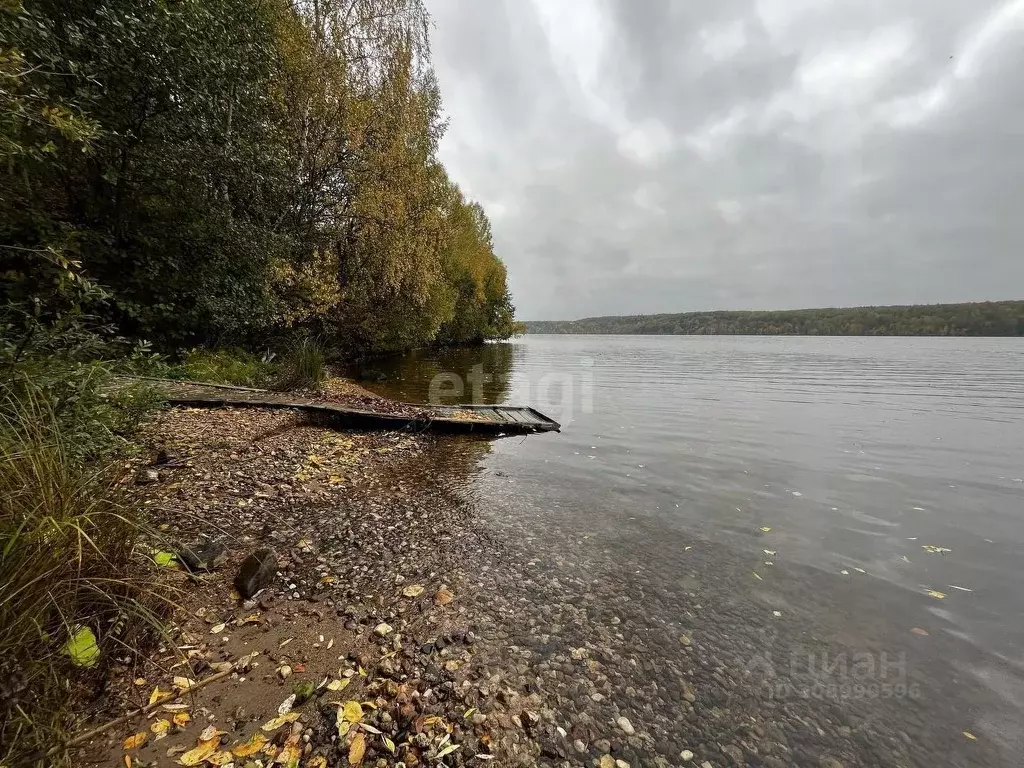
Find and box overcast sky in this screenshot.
[425,0,1024,320]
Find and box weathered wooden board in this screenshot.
[120,378,560,435]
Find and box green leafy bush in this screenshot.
[172,347,277,388]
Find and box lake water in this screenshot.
[365,335,1024,766]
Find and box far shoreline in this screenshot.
[524,299,1024,337]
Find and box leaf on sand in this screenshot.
[231,732,269,757]
[348,732,367,765]
[949,585,973,592]
[278,693,296,715]
[123,732,148,750]
[173,676,196,691]
[926,589,947,599]
[760,526,772,533]
[763,549,776,556]
[149,687,164,706]
[154,550,177,567]
[752,572,762,581]
[910,627,929,636]
[342,700,364,723]
[210,623,226,634]
[200,726,224,742]
[150,719,171,738]
[436,743,460,759]
[327,678,351,692]
[206,751,234,766]
[173,712,191,727]
[179,738,219,766]
[402,584,425,598]
[922,545,952,554]
[964,731,977,740]
[261,711,301,731]
[66,626,100,668]
[435,587,454,606]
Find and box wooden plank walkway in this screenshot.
[121,378,560,436]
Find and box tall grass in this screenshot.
[0,376,169,766]
[274,338,326,391]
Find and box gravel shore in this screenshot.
[87,403,1008,768]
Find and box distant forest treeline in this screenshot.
[525,301,1024,337]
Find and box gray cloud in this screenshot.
[426,0,1024,319]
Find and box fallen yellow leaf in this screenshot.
[327,679,351,692]
[232,732,269,757]
[173,712,191,727]
[261,711,301,731]
[173,676,196,691]
[199,725,224,742]
[308,757,329,768]
[348,732,366,765]
[148,687,163,706]
[280,739,302,764]
[150,719,170,738]
[342,700,364,723]
[760,526,772,532]
[926,589,947,599]
[123,731,147,750]
[207,751,234,766]
[402,584,425,598]
[964,731,977,741]
[435,587,454,606]
[179,739,219,766]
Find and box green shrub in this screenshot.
[172,347,277,388]
[274,338,326,391]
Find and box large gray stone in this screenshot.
[177,538,227,572]
[234,549,278,598]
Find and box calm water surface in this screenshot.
[367,335,1024,756]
